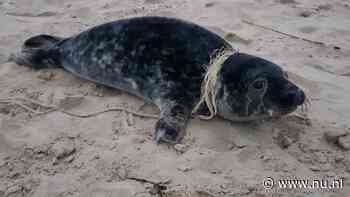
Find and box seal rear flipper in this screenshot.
[11,34,64,69]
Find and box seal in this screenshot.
[13,16,306,143]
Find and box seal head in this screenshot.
[213,52,305,121]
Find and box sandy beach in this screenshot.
[1,0,350,196]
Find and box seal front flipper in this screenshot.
[12,34,64,69]
[153,98,193,144]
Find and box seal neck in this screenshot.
[192,48,237,120]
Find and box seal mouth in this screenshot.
[266,98,309,118]
[278,90,310,115]
[270,106,297,116]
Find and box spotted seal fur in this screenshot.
[13,16,306,143]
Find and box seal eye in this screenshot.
[252,79,266,90]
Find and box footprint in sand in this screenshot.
[276,0,298,4]
[6,11,58,17]
[205,2,216,8]
[144,0,163,4]
[70,7,93,19]
[299,26,318,34]
[0,53,6,64]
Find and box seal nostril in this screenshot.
[296,90,305,105]
[290,90,305,106]
[281,89,303,107]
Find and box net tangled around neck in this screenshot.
[192,48,237,120]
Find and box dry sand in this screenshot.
[1,0,350,196]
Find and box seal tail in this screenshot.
[11,34,65,69]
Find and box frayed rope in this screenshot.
[192,48,237,120]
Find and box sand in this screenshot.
[1,0,350,196]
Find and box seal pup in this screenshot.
[13,16,306,143]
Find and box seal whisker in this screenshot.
[302,94,311,113]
